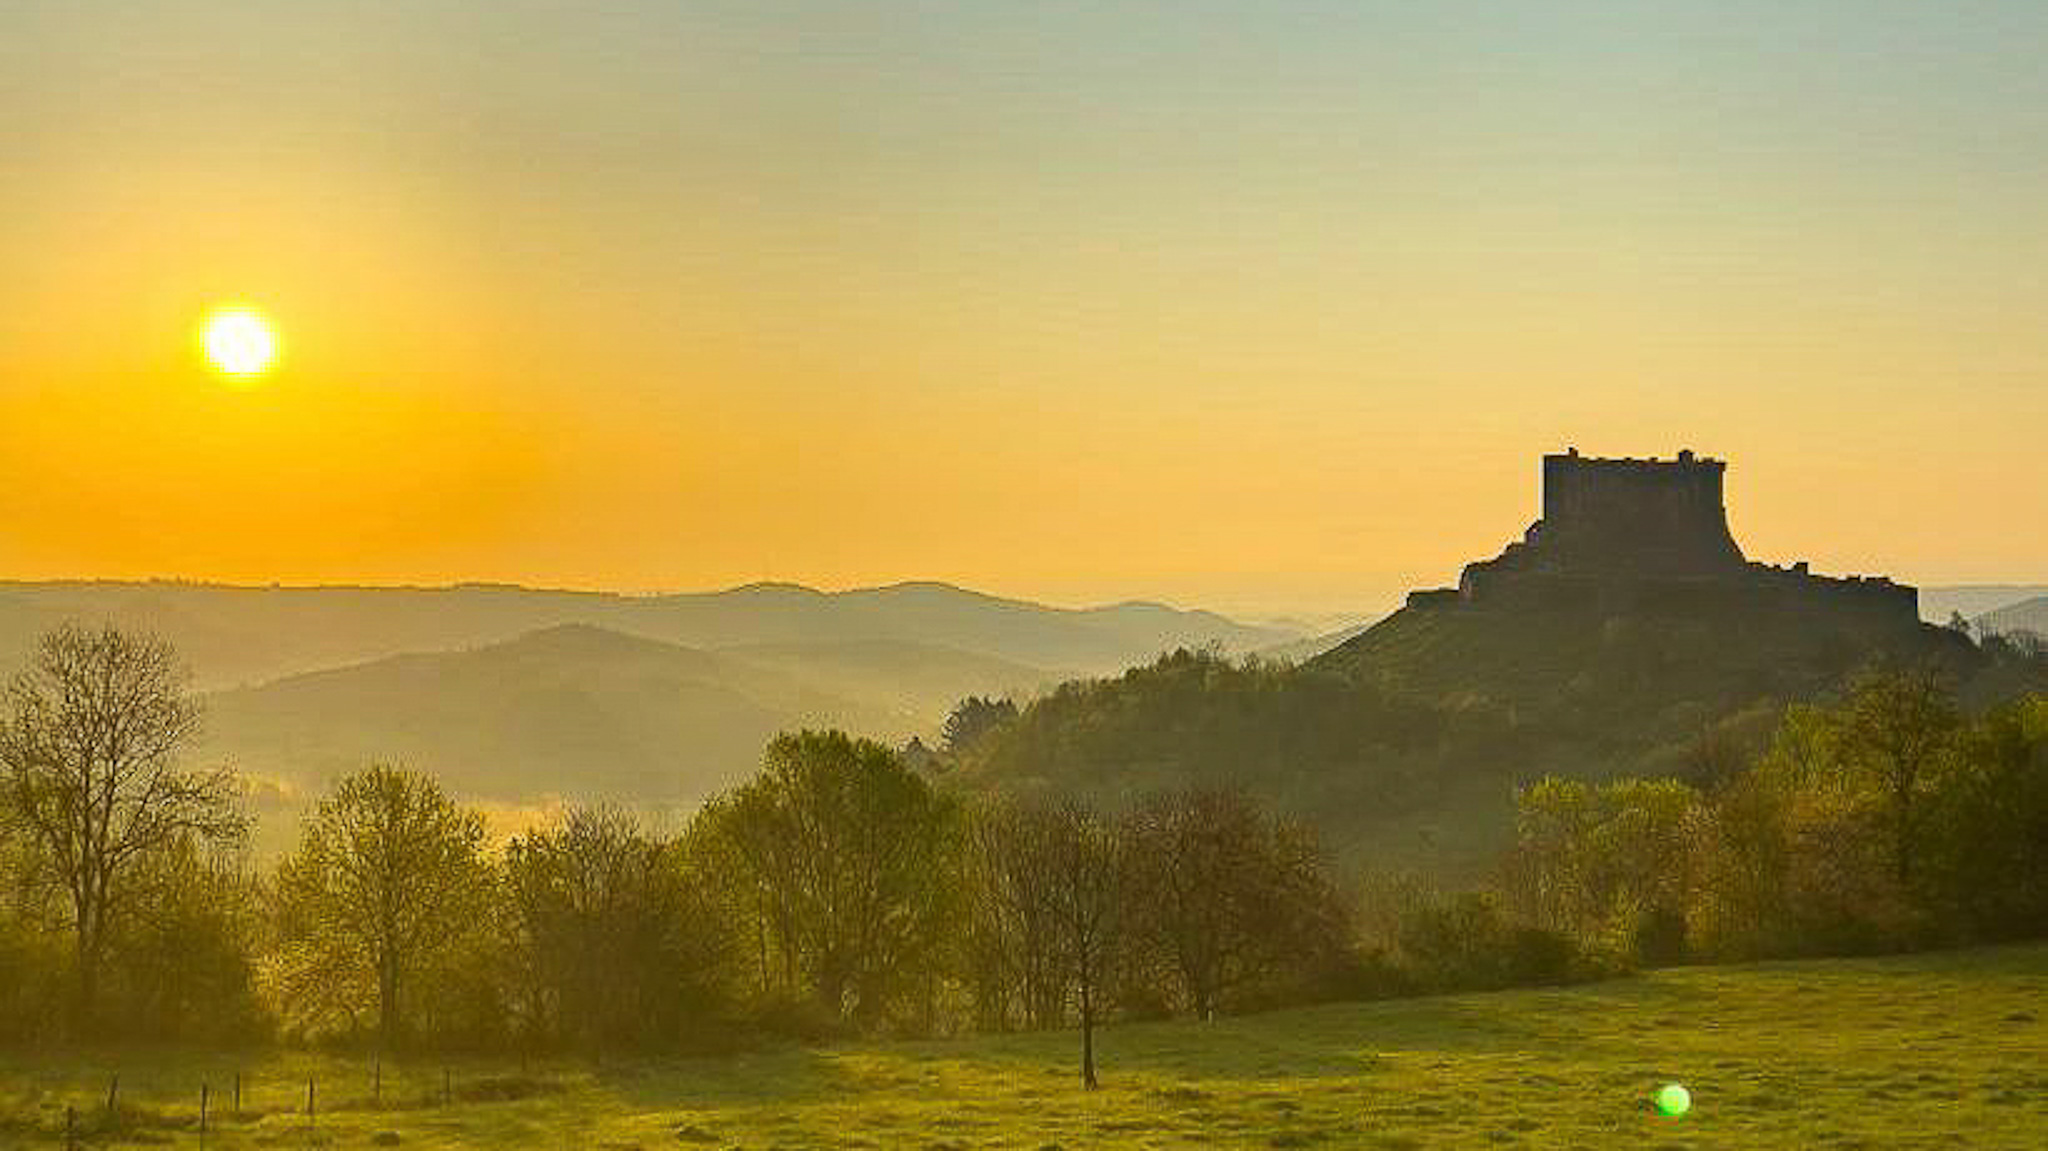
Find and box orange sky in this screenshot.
[3,3,2045,618]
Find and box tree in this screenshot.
[942,696,1019,757]
[1685,767,1795,960]
[1919,695,2048,940]
[1507,776,1697,963]
[1125,788,1349,1017]
[504,806,736,1051]
[0,624,242,1032]
[1042,798,1128,1089]
[961,799,1071,1031]
[1837,668,1959,884]
[703,731,956,1027]
[0,801,68,1041]
[270,764,493,1048]
[105,837,266,1041]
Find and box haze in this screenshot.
[5,1,2046,615]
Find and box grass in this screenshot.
[4,943,2044,1149]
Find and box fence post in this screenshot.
[106,1073,119,1117]
[64,1105,76,1151]
[233,1070,241,1118]
[200,1082,210,1134]
[374,1054,382,1107]
[443,1066,452,1107]
[307,1076,316,1128]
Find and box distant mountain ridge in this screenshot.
[1254,619,1379,664]
[0,578,1300,690]
[1919,585,2048,625]
[1977,596,2048,639]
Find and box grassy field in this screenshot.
[4,944,2043,1149]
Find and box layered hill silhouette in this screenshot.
[1977,595,2048,639]
[1918,584,2048,625]
[200,624,993,851]
[963,451,2037,872]
[0,581,1284,853]
[1254,618,1379,664]
[0,579,1286,693]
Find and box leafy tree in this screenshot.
[1744,695,1921,952]
[703,730,956,1027]
[1124,787,1349,1017]
[1837,668,1959,884]
[943,696,1019,757]
[505,806,737,1050]
[1394,891,1578,991]
[104,837,266,1041]
[0,808,67,1041]
[1919,695,2048,940]
[1684,766,1795,960]
[268,764,494,1048]
[0,624,243,1033]
[1506,776,1697,963]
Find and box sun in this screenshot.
[200,306,281,381]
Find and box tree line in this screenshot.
[1362,667,2048,986]
[0,625,1351,1087]
[1,624,2042,1085]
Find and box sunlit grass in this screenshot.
[4,943,2043,1148]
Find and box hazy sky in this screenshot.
[4,2,2045,618]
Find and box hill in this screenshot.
[8,943,2044,1147]
[715,638,1066,727]
[1310,588,1986,718]
[964,452,2034,871]
[1253,617,1379,664]
[1920,584,2048,625]
[966,607,1993,872]
[1978,595,2048,639]
[198,624,915,851]
[0,580,1295,690]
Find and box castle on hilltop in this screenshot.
[1405,449,1918,622]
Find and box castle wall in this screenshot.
[1456,568,1916,623]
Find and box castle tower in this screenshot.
[1529,448,1745,575]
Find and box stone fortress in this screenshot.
[1406,449,1918,623]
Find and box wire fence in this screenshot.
[40,1056,562,1148]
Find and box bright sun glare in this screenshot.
[200,307,280,380]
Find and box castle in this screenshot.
[1405,449,1918,623]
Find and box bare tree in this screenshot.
[962,799,1070,1031]
[0,624,242,1032]
[1044,798,1127,1089]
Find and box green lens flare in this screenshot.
[1653,1083,1692,1118]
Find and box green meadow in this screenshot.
[6,943,2043,1150]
